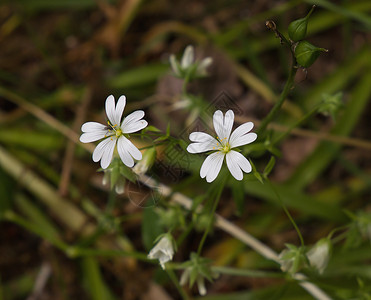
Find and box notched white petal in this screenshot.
[229,122,254,144]
[200,152,225,183]
[114,95,126,125]
[213,110,224,140]
[230,132,257,149]
[226,150,251,180]
[122,110,145,128]
[92,138,115,165]
[189,132,215,143]
[223,110,235,140]
[187,140,218,154]
[81,122,106,132]
[80,131,108,143]
[105,95,116,125]
[100,139,116,169]
[117,136,142,167]
[123,119,148,134]
[226,151,243,180]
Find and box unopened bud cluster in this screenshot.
[287,6,328,68]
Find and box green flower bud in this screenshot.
[294,41,328,68]
[318,92,343,120]
[288,6,315,42]
[133,147,156,175]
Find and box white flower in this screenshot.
[170,45,213,78]
[307,238,331,274]
[187,110,257,183]
[80,95,148,169]
[147,235,175,270]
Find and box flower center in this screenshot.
[115,128,123,138]
[106,121,123,139]
[217,136,231,153]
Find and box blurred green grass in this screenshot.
[1,0,371,299]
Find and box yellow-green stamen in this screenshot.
[106,121,123,139]
[217,136,231,153]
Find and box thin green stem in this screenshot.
[167,269,190,300]
[212,266,284,278]
[272,105,320,145]
[197,180,225,255]
[267,180,305,247]
[258,64,297,135]
[177,220,195,248]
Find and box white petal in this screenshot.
[101,140,116,169]
[181,45,194,68]
[229,122,255,145]
[189,132,215,143]
[230,133,257,148]
[187,141,218,154]
[117,136,142,167]
[197,277,207,296]
[92,137,116,169]
[105,95,116,125]
[180,269,190,286]
[123,120,148,134]
[223,110,234,140]
[197,57,213,75]
[80,131,110,143]
[213,110,224,140]
[226,151,252,180]
[114,95,126,125]
[81,122,107,132]
[121,110,145,129]
[169,54,181,76]
[200,152,225,183]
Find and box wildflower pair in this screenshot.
[80,95,257,183]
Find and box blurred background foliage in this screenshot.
[0,0,371,299]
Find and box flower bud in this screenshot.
[288,6,315,42]
[318,92,343,120]
[147,234,176,270]
[133,147,156,175]
[294,41,328,68]
[307,238,332,274]
[278,244,307,274]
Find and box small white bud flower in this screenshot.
[197,277,207,296]
[133,148,156,175]
[169,45,213,79]
[147,235,175,270]
[307,238,331,274]
[181,45,194,69]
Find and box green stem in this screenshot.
[267,180,305,247]
[166,269,190,300]
[197,180,225,255]
[272,105,320,145]
[212,266,284,278]
[258,65,297,135]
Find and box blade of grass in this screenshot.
[305,0,371,29]
[81,257,116,300]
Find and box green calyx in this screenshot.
[288,5,315,42]
[294,41,328,68]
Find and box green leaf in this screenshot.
[141,207,164,251]
[231,181,245,216]
[81,257,116,300]
[263,156,276,178]
[143,125,162,133]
